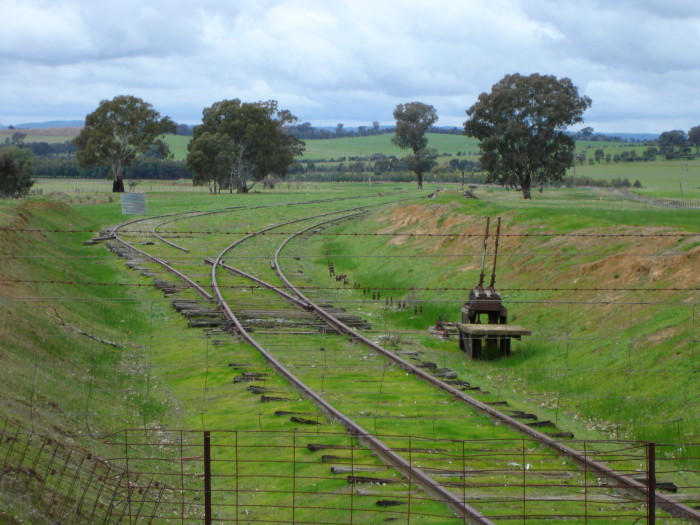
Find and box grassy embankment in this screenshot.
[0,188,431,523]
[294,187,699,446]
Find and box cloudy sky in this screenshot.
[1,0,699,133]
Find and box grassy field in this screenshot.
[5,126,699,200]
[1,182,698,521]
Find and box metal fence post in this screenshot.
[647,442,656,525]
[204,431,212,525]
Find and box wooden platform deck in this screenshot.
[457,324,531,337]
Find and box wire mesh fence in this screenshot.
[3,420,700,524]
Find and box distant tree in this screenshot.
[73,95,175,192]
[392,102,438,188]
[688,126,700,156]
[643,146,658,160]
[594,148,605,163]
[11,132,26,145]
[187,99,304,193]
[579,127,594,139]
[0,147,33,198]
[464,73,591,198]
[186,132,237,193]
[657,130,689,159]
[175,123,193,136]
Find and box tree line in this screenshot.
[2,72,700,199]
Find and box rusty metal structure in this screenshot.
[458,217,530,359]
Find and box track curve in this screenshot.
[106,198,700,523]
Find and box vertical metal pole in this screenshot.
[489,217,502,289]
[647,442,656,525]
[204,431,212,525]
[478,217,491,288]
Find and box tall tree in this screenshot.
[187,99,304,193]
[0,147,34,198]
[392,102,438,188]
[686,126,700,156]
[657,130,689,159]
[73,95,175,192]
[464,73,591,199]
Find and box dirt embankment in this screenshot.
[381,202,700,293]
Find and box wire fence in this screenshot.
[614,189,700,210]
[4,420,699,524]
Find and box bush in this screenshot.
[0,147,34,198]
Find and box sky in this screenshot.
[1,0,699,133]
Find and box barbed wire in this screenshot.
[1,278,698,293]
[1,295,698,306]
[4,227,700,237]
[0,251,695,259]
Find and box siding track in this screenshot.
[107,196,700,523]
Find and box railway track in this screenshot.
[106,197,700,523]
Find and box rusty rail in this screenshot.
[107,202,700,523]
[209,217,495,523]
[270,214,700,524]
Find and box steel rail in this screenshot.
[108,201,699,522]
[151,210,208,252]
[209,226,495,524]
[272,214,700,523]
[147,194,378,253]
[112,213,214,300]
[110,194,401,300]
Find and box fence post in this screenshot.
[647,442,656,525]
[204,431,212,525]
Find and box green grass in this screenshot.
[286,186,699,446]
[1,183,698,521]
[300,133,483,160]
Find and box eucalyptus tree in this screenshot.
[689,126,700,157]
[464,74,591,199]
[73,95,175,192]
[187,99,304,193]
[392,102,438,189]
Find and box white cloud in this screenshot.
[0,0,698,132]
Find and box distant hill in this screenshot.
[0,127,82,139]
[603,132,659,141]
[0,120,84,130]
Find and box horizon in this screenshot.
[0,119,664,138]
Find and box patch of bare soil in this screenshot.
[384,202,700,294]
